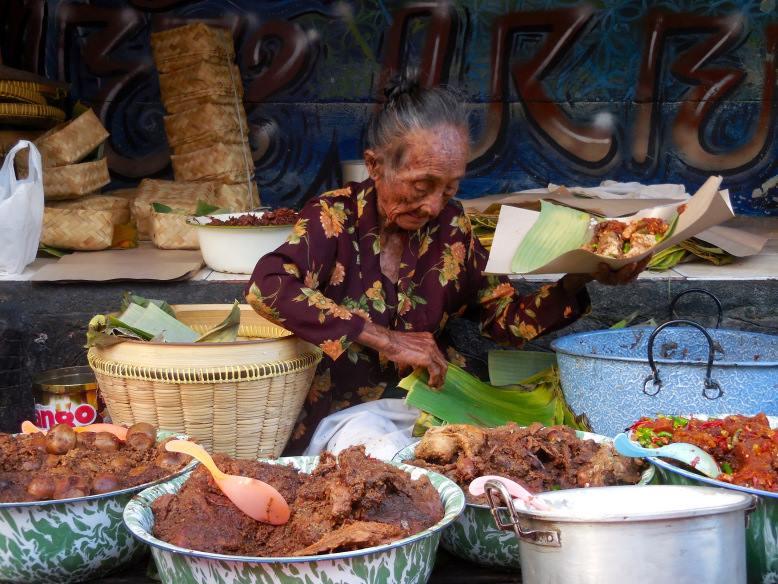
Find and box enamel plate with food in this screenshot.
[188,209,300,274]
[394,423,653,568]
[0,422,192,584]
[124,445,465,584]
[629,413,778,584]
[484,175,735,275]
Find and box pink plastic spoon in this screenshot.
[165,439,290,525]
[469,475,552,511]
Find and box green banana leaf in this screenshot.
[196,301,241,343]
[400,363,590,431]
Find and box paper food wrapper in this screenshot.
[485,176,735,275]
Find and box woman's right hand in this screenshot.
[357,323,448,388]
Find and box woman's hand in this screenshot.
[357,322,448,388]
[562,256,651,294]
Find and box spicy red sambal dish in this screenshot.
[632,413,778,492]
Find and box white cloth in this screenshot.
[303,399,420,461]
[546,180,689,200]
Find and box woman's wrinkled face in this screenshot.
[365,124,469,231]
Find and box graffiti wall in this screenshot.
[3,0,778,215]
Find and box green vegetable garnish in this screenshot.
[635,427,657,447]
[721,462,733,475]
[672,416,689,428]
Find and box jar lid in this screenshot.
[33,366,97,394]
[515,485,754,523]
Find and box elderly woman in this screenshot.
[247,80,647,454]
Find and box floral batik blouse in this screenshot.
[247,179,590,454]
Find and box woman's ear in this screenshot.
[364,150,381,181]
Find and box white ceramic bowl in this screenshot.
[189,212,294,275]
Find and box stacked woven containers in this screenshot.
[34,110,132,251]
[147,22,259,250]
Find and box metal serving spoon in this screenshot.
[21,420,128,441]
[165,440,290,525]
[614,433,721,479]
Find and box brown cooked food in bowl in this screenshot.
[206,208,298,227]
[151,445,444,557]
[0,423,191,502]
[407,422,645,504]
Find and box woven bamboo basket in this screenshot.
[171,142,254,184]
[151,23,234,74]
[150,211,199,250]
[164,103,247,147]
[34,109,109,167]
[87,304,321,459]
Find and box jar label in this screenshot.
[34,402,98,430]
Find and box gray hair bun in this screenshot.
[366,74,468,153]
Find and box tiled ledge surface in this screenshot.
[3,237,777,284]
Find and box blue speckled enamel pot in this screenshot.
[551,326,778,437]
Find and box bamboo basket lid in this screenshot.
[0,81,47,105]
[0,103,65,128]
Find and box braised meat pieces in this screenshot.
[409,423,644,504]
[152,446,444,556]
[0,423,189,502]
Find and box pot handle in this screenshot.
[643,319,723,400]
[483,480,561,548]
[669,289,722,329]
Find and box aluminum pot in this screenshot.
[485,483,754,584]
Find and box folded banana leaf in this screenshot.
[120,293,176,318]
[400,363,590,431]
[196,301,240,343]
[488,350,557,386]
[511,202,593,273]
[113,302,199,343]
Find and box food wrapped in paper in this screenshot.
[163,103,248,148]
[34,109,109,167]
[150,23,234,74]
[170,142,254,184]
[41,207,115,251]
[485,176,734,275]
[42,158,110,199]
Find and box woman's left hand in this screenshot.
[592,255,651,286]
[562,255,651,294]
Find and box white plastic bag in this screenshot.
[0,141,44,274]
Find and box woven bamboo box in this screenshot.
[133,179,216,239]
[171,142,254,184]
[43,158,111,199]
[150,211,199,250]
[34,109,109,167]
[41,206,115,251]
[158,62,243,112]
[215,181,260,210]
[151,23,234,74]
[171,136,248,156]
[48,193,130,225]
[164,103,248,148]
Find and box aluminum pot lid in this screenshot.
[514,485,754,523]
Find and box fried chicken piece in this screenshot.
[415,425,487,464]
[576,443,644,487]
[292,521,404,556]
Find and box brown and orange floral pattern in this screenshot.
[248,180,589,453]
